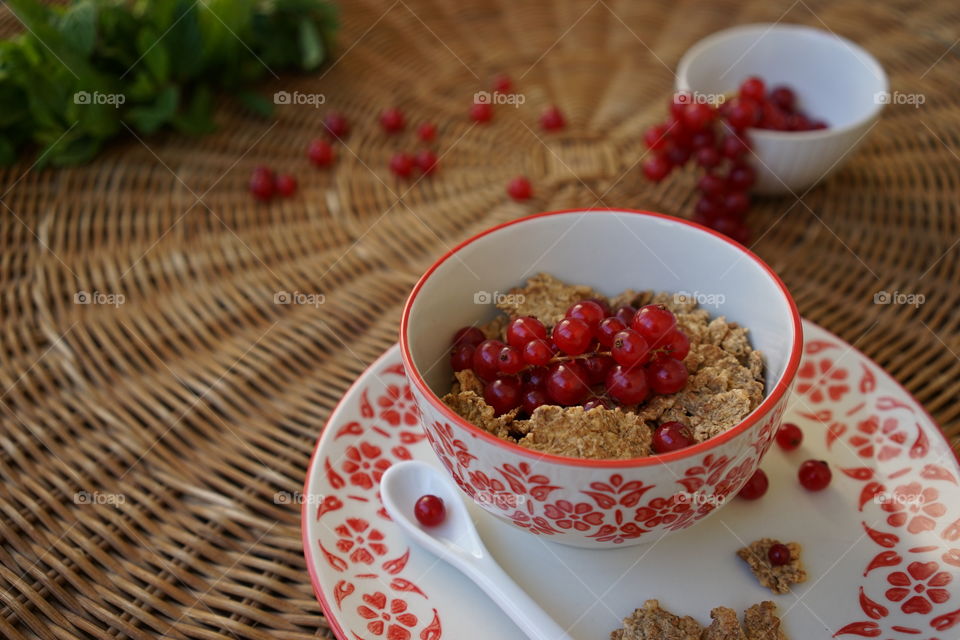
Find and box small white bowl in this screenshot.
[676,24,888,195]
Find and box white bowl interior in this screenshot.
[677,24,887,131]
[406,211,797,407]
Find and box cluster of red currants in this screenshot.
[249,110,351,200]
[450,300,692,420]
[378,107,441,179]
[641,76,827,244]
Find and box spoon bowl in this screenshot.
[381,461,575,640]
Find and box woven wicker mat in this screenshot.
[0,0,958,638]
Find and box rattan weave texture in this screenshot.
[0,0,958,638]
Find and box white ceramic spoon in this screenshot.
[380,460,575,640]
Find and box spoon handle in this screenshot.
[457,552,575,640]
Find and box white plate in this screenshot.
[302,320,960,640]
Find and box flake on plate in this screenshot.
[702,606,747,639]
[742,601,788,640]
[737,539,808,595]
[612,599,703,640]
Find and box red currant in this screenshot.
[769,86,796,112]
[611,329,650,368]
[695,146,721,169]
[274,174,298,197]
[647,358,689,394]
[631,305,677,344]
[552,318,593,355]
[727,164,755,191]
[768,543,791,566]
[308,139,335,167]
[642,154,672,182]
[726,98,760,129]
[469,102,493,123]
[546,362,590,405]
[414,494,445,526]
[324,112,350,138]
[798,459,832,491]
[597,316,626,348]
[566,300,605,332]
[724,191,750,216]
[522,338,553,366]
[506,176,532,200]
[452,326,485,347]
[581,355,614,385]
[651,421,694,453]
[776,422,803,451]
[697,173,727,199]
[787,113,811,131]
[691,129,716,149]
[664,143,691,167]
[738,469,769,500]
[249,166,275,201]
[472,339,505,380]
[521,387,549,414]
[417,122,437,142]
[506,316,547,349]
[605,364,649,404]
[415,149,438,175]
[661,329,690,360]
[669,93,689,118]
[683,103,716,131]
[722,134,750,159]
[739,76,766,101]
[497,346,525,375]
[540,105,566,131]
[389,152,415,178]
[484,377,522,415]
[492,73,512,93]
[380,107,405,133]
[614,305,636,326]
[644,124,669,150]
[522,366,548,389]
[451,345,475,371]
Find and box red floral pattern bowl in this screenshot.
[399,209,803,548]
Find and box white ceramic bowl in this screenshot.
[400,209,803,548]
[676,24,888,195]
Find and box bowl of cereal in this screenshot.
[399,209,802,548]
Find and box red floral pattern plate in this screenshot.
[302,320,960,640]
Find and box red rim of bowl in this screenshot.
[399,208,804,468]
